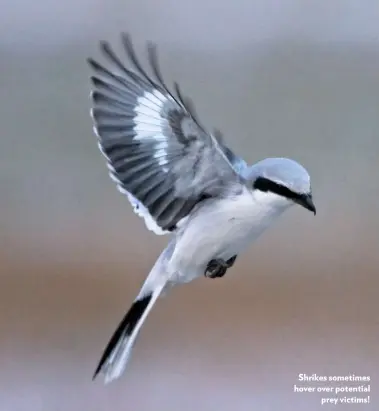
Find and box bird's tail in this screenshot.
[93,241,175,383]
[93,280,166,383]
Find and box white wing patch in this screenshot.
[153,140,169,171]
[134,91,170,172]
[134,90,167,142]
[94,89,173,235]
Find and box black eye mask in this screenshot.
[253,177,316,214]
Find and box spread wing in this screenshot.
[87,33,247,235]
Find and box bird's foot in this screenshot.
[204,255,237,279]
[205,259,228,278]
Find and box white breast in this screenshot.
[167,187,289,283]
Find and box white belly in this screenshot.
[167,188,287,284]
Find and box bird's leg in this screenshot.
[204,255,238,279]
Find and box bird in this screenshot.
[87,32,316,384]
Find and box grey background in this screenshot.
[1,0,378,410]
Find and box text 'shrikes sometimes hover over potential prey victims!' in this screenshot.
[293,373,371,405]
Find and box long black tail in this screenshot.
[93,293,152,382]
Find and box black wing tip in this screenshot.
[86,57,102,73]
[90,90,108,105]
[85,41,110,66]
[89,76,115,91]
[87,57,110,78]
[120,32,132,47]
[120,32,153,55]
[86,56,95,66]
[88,32,180,105]
[89,75,99,86]
[99,39,112,54]
[88,33,156,78]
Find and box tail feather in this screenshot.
[93,240,175,383]
[92,294,152,380]
[93,283,165,383]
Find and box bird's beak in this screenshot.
[297,193,316,215]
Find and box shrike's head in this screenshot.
[247,157,316,214]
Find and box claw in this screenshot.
[204,258,228,279]
[204,255,238,279]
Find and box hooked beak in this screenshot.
[297,193,316,215]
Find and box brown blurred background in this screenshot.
[1,1,378,410]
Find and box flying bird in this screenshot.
[87,33,316,383]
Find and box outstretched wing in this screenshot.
[88,33,246,235]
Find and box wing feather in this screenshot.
[88,33,247,234]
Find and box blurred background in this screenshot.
[1,0,378,410]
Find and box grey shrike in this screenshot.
[87,33,316,383]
